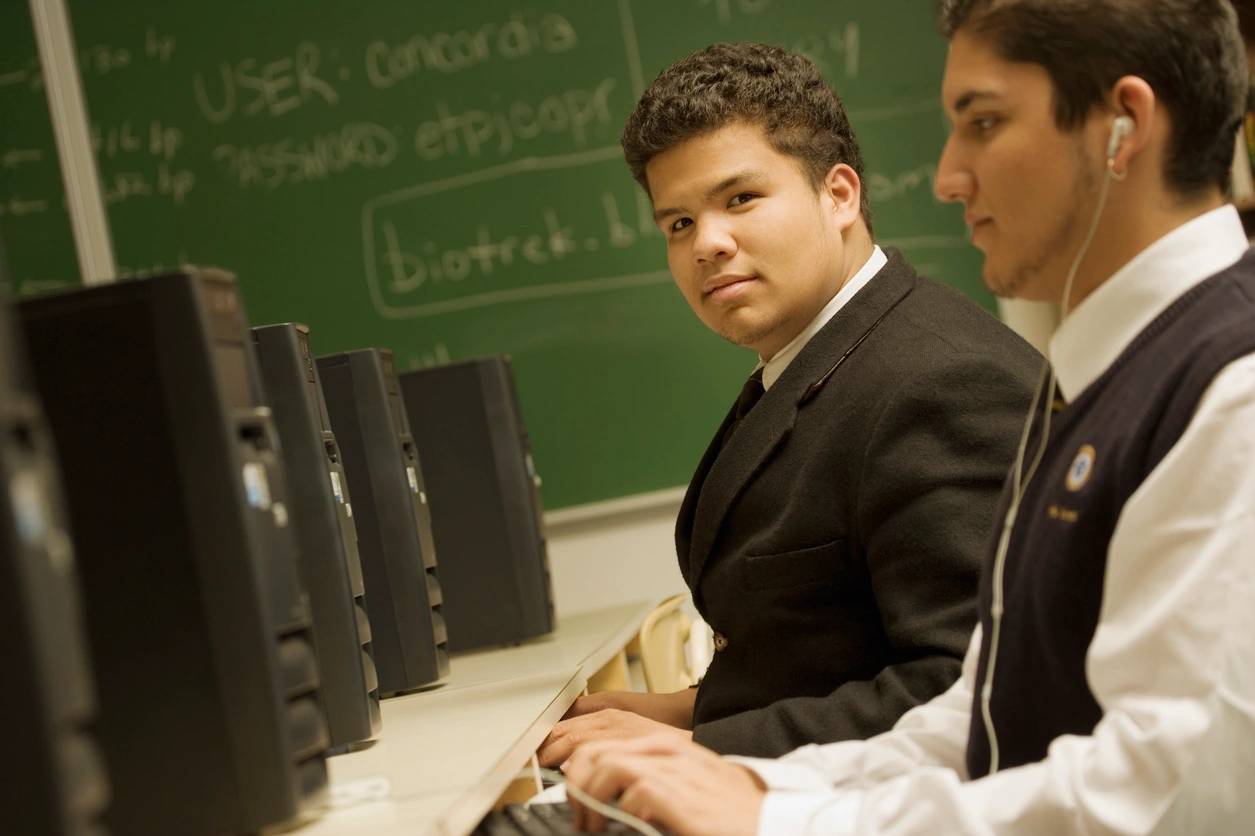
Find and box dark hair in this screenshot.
[621,42,872,231]
[1232,0,1255,44]
[939,0,1248,196]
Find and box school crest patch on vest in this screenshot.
[1065,444,1096,491]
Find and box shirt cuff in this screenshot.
[758,790,860,836]
[727,756,834,791]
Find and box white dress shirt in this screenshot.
[759,246,887,390]
[735,205,1255,835]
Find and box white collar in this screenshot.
[1050,205,1248,401]
[759,245,888,390]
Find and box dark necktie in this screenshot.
[720,368,764,450]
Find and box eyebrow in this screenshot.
[951,89,1002,114]
[652,169,768,223]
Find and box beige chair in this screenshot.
[636,594,697,693]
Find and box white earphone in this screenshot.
[979,110,1134,777]
[1107,115,1135,161]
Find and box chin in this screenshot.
[985,283,1019,300]
[981,264,1029,301]
[718,319,776,352]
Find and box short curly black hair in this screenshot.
[621,42,871,232]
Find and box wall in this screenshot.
[544,489,686,617]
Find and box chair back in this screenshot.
[637,594,694,693]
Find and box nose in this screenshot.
[693,216,737,264]
[933,134,972,205]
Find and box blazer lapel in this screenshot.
[674,405,736,589]
[684,249,919,585]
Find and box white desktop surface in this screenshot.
[295,600,654,836]
[444,602,651,689]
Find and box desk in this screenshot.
[296,600,655,836]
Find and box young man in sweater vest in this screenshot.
[561,2,1255,834]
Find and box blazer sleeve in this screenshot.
[691,351,1036,758]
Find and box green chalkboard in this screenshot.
[0,2,79,294]
[0,0,986,509]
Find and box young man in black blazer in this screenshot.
[539,42,1039,764]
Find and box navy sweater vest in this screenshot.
[966,251,1255,778]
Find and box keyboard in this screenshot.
[474,801,662,835]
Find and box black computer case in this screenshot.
[253,322,382,749]
[19,269,330,835]
[399,357,555,650]
[1,288,111,835]
[317,348,450,694]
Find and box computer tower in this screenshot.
[19,269,330,835]
[253,322,382,749]
[317,348,450,694]
[399,357,555,650]
[1,290,111,835]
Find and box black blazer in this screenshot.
[681,249,1040,758]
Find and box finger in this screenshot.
[563,736,616,812]
[628,753,765,836]
[572,752,661,832]
[536,721,584,768]
[617,779,666,831]
[569,778,610,833]
[541,711,634,768]
[567,749,636,831]
[563,730,683,793]
[536,737,571,768]
[563,736,647,788]
[583,731,700,761]
[562,693,607,719]
[566,745,613,830]
[619,783,697,836]
[560,695,591,720]
[559,718,651,772]
[616,763,720,836]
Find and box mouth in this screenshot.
[966,217,992,244]
[702,273,757,302]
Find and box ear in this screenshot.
[1106,76,1157,176]
[821,162,863,231]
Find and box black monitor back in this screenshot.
[399,357,555,650]
[317,348,449,694]
[19,270,330,835]
[1,289,111,835]
[253,322,382,749]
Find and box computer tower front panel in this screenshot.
[19,271,329,835]
[318,348,449,695]
[254,322,382,748]
[1,291,110,835]
[400,356,555,650]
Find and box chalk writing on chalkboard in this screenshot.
[0,0,981,508]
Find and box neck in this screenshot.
[1065,188,1225,310]
[838,224,875,292]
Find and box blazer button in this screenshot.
[713,631,728,652]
